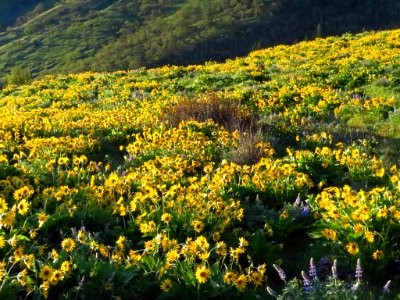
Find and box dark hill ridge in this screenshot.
[0,0,58,27]
[0,0,399,79]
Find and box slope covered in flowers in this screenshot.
[0,29,399,298]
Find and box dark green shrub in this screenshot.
[6,66,31,86]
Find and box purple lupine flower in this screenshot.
[355,259,362,281]
[301,270,313,292]
[267,286,277,297]
[382,280,391,294]
[331,259,338,279]
[71,227,77,238]
[79,276,85,288]
[300,202,310,218]
[309,258,318,279]
[273,264,287,282]
[351,280,360,292]
[295,193,301,206]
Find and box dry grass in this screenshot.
[163,93,257,134]
[162,93,270,165]
[228,132,267,165]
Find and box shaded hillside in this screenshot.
[0,0,58,28]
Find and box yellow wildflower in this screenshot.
[17,269,28,286]
[17,199,30,215]
[251,271,263,286]
[193,220,204,233]
[105,282,113,291]
[372,250,384,260]
[166,249,179,262]
[161,213,172,224]
[238,237,249,248]
[39,265,53,281]
[215,241,227,256]
[345,242,359,255]
[353,223,363,234]
[38,212,49,227]
[61,261,72,274]
[61,238,76,253]
[235,274,247,291]
[321,228,337,241]
[50,270,64,285]
[160,278,173,292]
[0,236,5,249]
[224,271,236,284]
[364,231,375,243]
[375,168,385,178]
[0,198,8,213]
[195,265,210,284]
[280,210,289,219]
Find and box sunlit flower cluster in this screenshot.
[311,183,400,262]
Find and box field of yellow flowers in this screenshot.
[0,29,400,299]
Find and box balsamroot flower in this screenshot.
[160,278,173,292]
[372,249,384,260]
[61,238,76,253]
[234,274,247,292]
[195,265,210,284]
[346,242,359,255]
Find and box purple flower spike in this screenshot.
[351,280,360,292]
[382,280,391,294]
[355,259,362,281]
[331,259,338,279]
[300,202,310,218]
[301,270,313,292]
[79,276,85,288]
[273,264,287,282]
[267,286,277,297]
[295,193,301,206]
[309,257,318,279]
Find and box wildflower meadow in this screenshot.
[0,29,399,299]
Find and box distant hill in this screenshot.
[0,0,44,27]
[0,0,399,79]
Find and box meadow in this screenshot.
[0,29,400,299]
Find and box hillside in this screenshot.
[0,0,400,80]
[0,29,400,298]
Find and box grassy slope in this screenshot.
[0,0,126,74]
